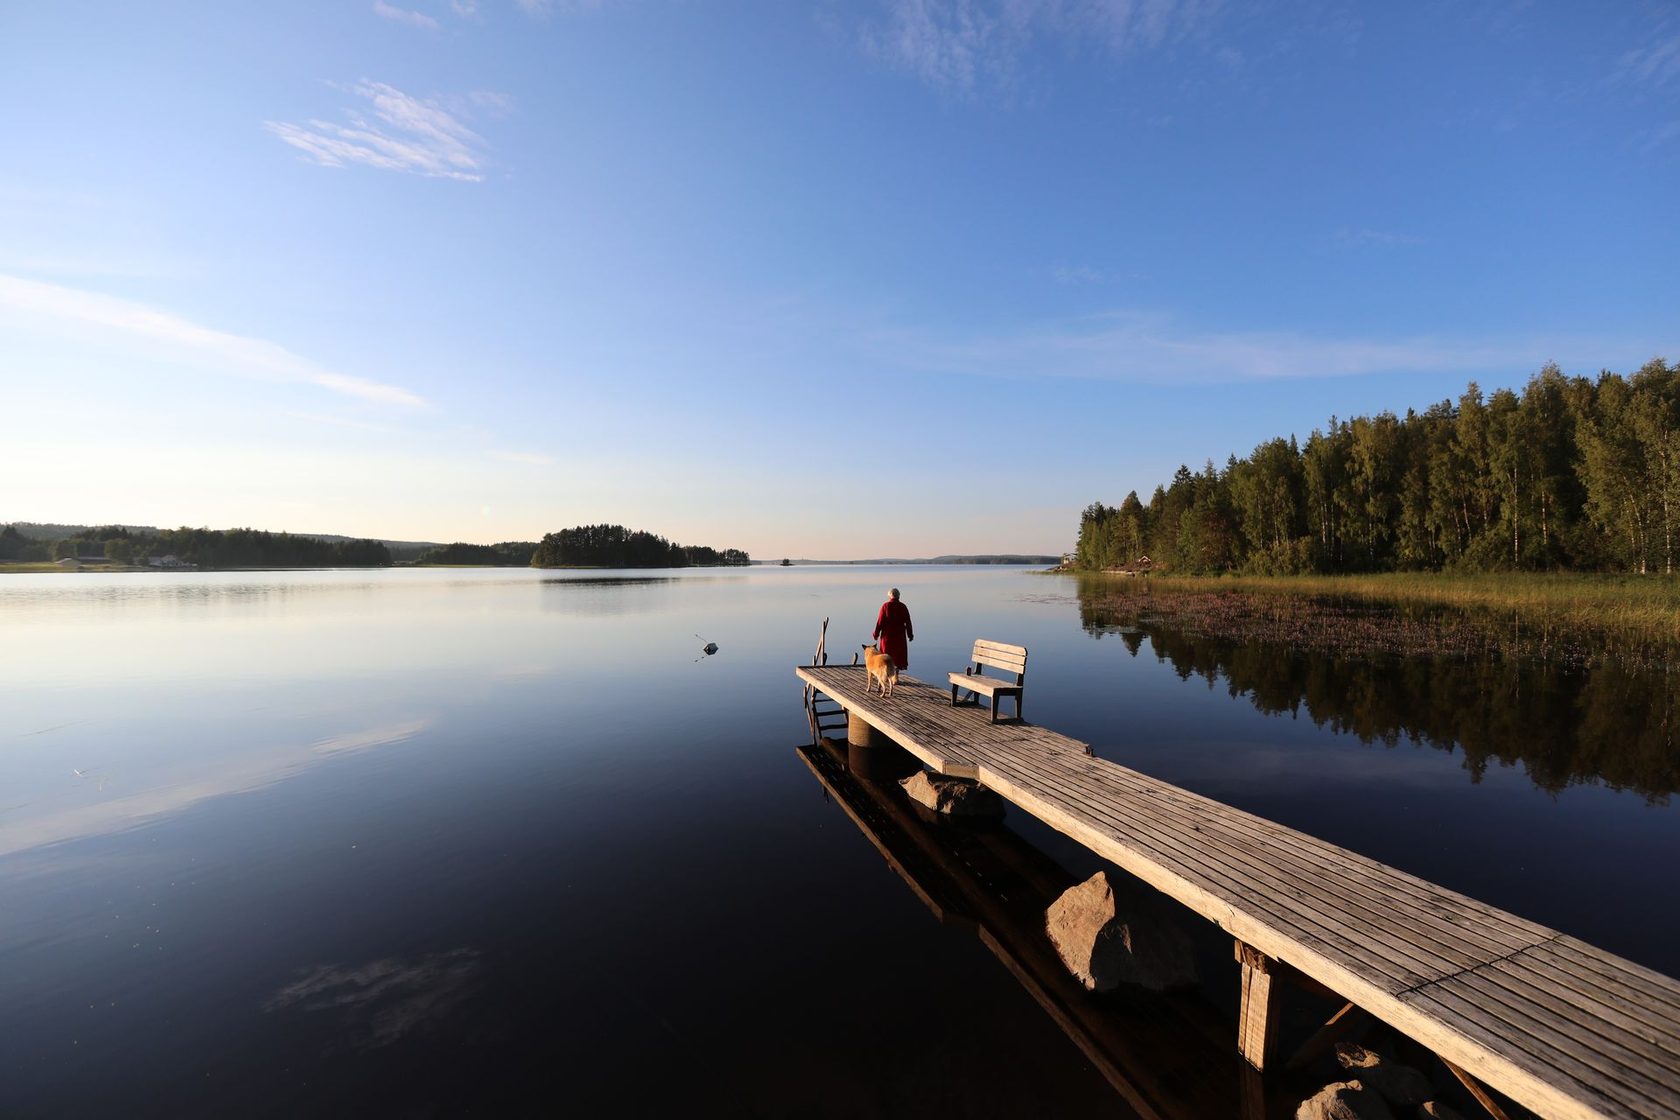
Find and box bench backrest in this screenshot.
[970,639,1027,684]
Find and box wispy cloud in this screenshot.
[0,273,427,406]
[465,89,515,116]
[281,409,394,433]
[488,450,554,466]
[0,182,189,280]
[1051,264,1106,284]
[1334,227,1422,248]
[1646,119,1680,151]
[869,308,1623,383]
[373,0,439,30]
[265,80,496,182]
[858,0,1222,96]
[0,252,184,279]
[1618,31,1680,89]
[518,0,604,15]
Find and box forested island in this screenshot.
[1,522,752,571]
[0,524,391,568]
[532,524,749,568]
[1076,360,1680,576]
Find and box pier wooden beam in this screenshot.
[1235,941,1281,1071]
[1441,1057,1515,1120]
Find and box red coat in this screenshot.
[873,599,913,668]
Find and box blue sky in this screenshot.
[2,1,1676,557]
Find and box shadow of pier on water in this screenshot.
[796,736,1281,1120]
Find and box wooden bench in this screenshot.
[949,639,1027,723]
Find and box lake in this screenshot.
[3,566,1676,1117]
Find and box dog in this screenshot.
[862,642,898,698]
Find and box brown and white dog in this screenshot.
[862,642,898,697]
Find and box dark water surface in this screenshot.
[3,567,1676,1116]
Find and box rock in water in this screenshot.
[1334,1044,1434,1108]
[1295,1080,1397,1120]
[899,771,1005,818]
[1044,869,1197,992]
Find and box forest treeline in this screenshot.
[532,524,750,568]
[1076,360,1680,575]
[0,525,391,567]
[416,541,537,566]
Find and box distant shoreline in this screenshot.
[0,558,1062,575]
[768,555,1061,566]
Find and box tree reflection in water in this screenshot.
[1075,582,1680,802]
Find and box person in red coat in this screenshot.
[873,587,914,669]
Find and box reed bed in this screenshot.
[1075,572,1680,670]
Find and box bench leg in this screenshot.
[951,683,958,706]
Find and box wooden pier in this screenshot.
[797,663,1680,1120]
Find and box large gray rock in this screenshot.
[1296,1080,1397,1120]
[1044,869,1197,992]
[899,771,1004,818]
[1335,1043,1434,1108]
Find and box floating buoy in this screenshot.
[695,634,719,659]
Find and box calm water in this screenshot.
[3,566,1677,1116]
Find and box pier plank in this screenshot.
[795,666,1680,1120]
[969,744,1512,983]
[964,742,1466,973]
[1041,755,1553,961]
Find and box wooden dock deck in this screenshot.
[796,663,1680,1120]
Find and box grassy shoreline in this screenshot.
[1068,571,1680,670]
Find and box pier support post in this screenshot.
[1235,941,1280,1071]
[1238,1067,1267,1120]
[844,711,916,780]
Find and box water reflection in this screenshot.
[1076,585,1680,801]
[0,572,404,617]
[264,948,484,1054]
[538,576,677,587]
[797,737,1254,1120]
[0,718,430,859]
